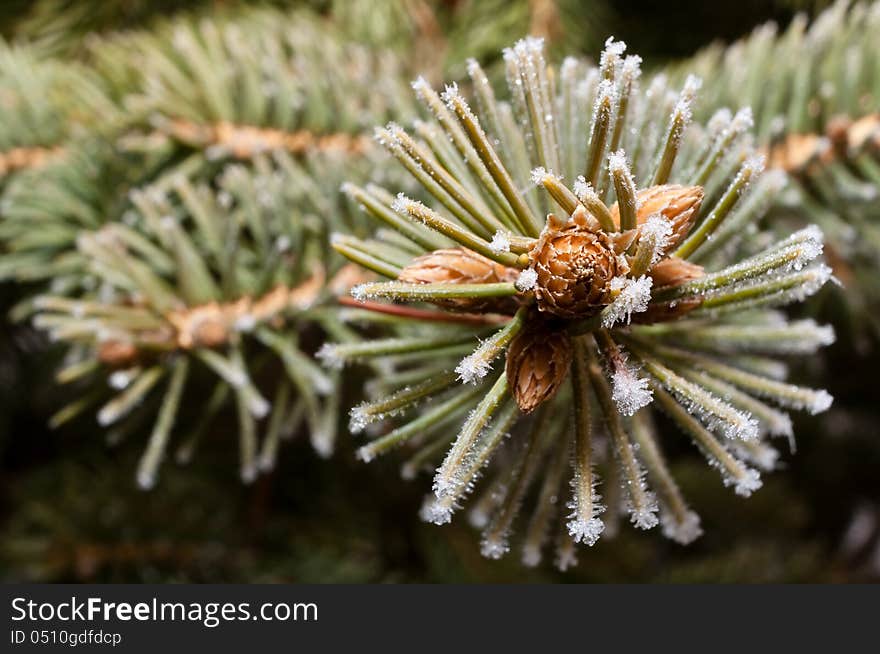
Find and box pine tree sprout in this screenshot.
[1,8,415,314]
[0,39,118,183]
[677,0,880,340]
[0,139,178,299]
[329,37,835,568]
[111,12,415,157]
[27,150,382,487]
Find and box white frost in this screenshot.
[316,343,345,369]
[661,509,703,545]
[640,213,673,264]
[567,517,605,546]
[480,536,509,560]
[349,284,370,303]
[515,268,538,292]
[607,148,630,174]
[602,275,653,327]
[455,351,493,385]
[573,175,599,204]
[611,364,654,416]
[489,230,511,254]
[732,467,763,497]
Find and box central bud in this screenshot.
[530,221,626,318]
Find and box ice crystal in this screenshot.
[729,467,763,497]
[611,364,654,416]
[640,213,673,264]
[108,370,135,390]
[660,510,703,545]
[456,352,493,385]
[489,230,512,254]
[316,343,345,370]
[602,275,653,327]
[349,283,370,303]
[515,268,538,291]
[567,516,605,546]
[480,536,509,560]
[572,176,595,202]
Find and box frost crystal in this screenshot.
[741,153,766,179]
[792,264,834,302]
[247,395,270,420]
[707,107,733,134]
[108,370,135,390]
[567,517,605,546]
[731,106,755,133]
[661,510,703,545]
[629,495,660,530]
[599,36,626,70]
[555,546,578,572]
[640,213,673,264]
[423,496,455,526]
[566,475,605,545]
[807,389,834,415]
[136,469,156,491]
[456,351,493,385]
[521,546,542,568]
[602,275,653,327]
[572,176,600,206]
[349,284,369,303]
[621,55,642,82]
[355,444,376,463]
[348,405,369,433]
[489,230,511,254]
[515,268,538,292]
[316,343,344,369]
[440,82,461,106]
[480,536,509,560]
[530,166,549,186]
[607,149,630,174]
[240,463,258,484]
[410,75,430,95]
[390,192,414,215]
[734,441,780,471]
[731,467,763,497]
[595,78,616,107]
[611,364,654,416]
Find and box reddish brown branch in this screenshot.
[337,295,509,325]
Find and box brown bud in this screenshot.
[398,247,519,312]
[530,222,626,318]
[506,326,572,414]
[648,256,705,289]
[765,133,829,173]
[635,257,705,323]
[611,184,703,251]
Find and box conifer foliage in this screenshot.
[0,1,875,580]
[330,37,834,567]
